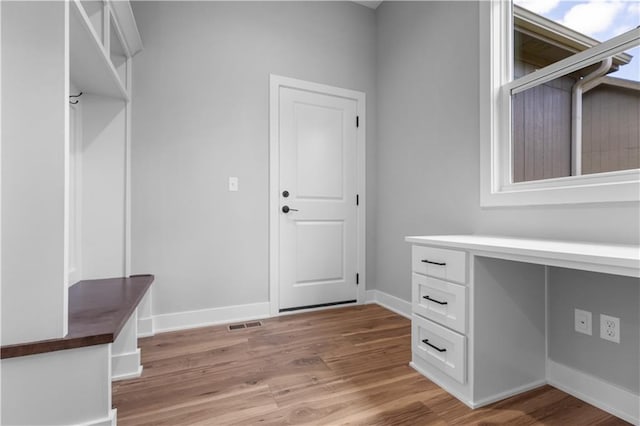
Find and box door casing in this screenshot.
[269,74,366,316]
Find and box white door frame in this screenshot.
[269,74,366,317]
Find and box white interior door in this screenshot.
[278,86,359,311]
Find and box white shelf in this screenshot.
[109,0,143,57]
[69,0,129,101]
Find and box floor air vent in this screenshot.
[228,321,263,331]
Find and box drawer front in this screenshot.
[412,274,467,334]
[412,314,466,384]
[411,245,467,284]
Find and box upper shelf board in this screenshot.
[109,0,143,57]
[69,0,129,100]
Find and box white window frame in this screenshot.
[480,0,640,207]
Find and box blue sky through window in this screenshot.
[514,0,640,80]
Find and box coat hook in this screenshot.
[69,92,83,104]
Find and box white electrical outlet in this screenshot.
[574,309,592,335]
[600,314,620,343]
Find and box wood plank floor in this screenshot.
[113,304,629,425]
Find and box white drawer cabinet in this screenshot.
[411,245,467,284]
[412,314,466,383]
[410,243,469,386]
[412,273,467,333]
[405,235,639,423]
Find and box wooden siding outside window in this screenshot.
[582,85,640,175]
[512,60,640,183]
[512,61,573,182]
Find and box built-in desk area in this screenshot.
[405,235,639,425]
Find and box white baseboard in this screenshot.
[151,292,408,335]
[137,316,154,338]
[365,289,411,319]
[74,409,117,426]
[471,380,547,408]
[547,359,639,425]
[112,348,142,381]
[153,302,271,334]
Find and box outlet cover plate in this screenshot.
[600,314,620,343]
[574,309,592,335]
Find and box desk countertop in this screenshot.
[405,235,640,277]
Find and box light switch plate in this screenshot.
[574,309,592,335]
[228,177,238,192]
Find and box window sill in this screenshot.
[480,169,640,207]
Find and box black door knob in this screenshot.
[282,190,290,198]
[282,206,299,213]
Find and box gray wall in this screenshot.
[375,0,639,302]
[81,95,127,280]
[131,1,376,315]
[375,1,479,301]
[132,0,639,317]
[549,268,639,393]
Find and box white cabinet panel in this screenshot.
[412,273,467,334]
[412,245,467,284]
[412,314,467,384]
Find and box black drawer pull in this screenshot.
[423,295,448,305]
[422,338,447,352]
[421,259,446,266]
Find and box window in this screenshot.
[480,0,640,206]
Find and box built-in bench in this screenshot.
[1,275,153,425]
[1,274,154,359]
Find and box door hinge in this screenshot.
[356,116,359,128]
[356,273,359,285]
[356,194,359,206]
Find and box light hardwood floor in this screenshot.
[113,304,629,425]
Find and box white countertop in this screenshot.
[405,235,640,278]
